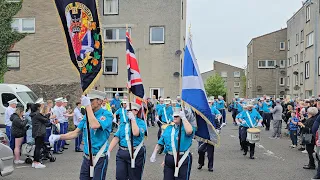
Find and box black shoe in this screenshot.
[63,147,68,150]
[298,147,305,151]
[240,148,243,151]
[243,151,247,156]
[208,168,213,172]
[303,165,316,169]
[75,149,83,152]
[53,151,63,154]
[250,156,255,159]
[197,165,203,170]
[312,175,320,180]
[65,143,70,146]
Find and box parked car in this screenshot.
[0,130,14,176]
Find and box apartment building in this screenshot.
[4,0,186,102]
[286,0,319,98]
[246,28,287,99]
[201,61,244,103]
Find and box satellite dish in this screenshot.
[175,50,182,56]
[293,71,299,75]
[294,85,300,91]
[173,72,180,77]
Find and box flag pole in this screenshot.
[85,107,94,177]
[126,24,135,166]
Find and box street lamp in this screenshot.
[275,65,279,98]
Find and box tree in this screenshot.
[241,75,246,97]
[204,73,227,97]
[0,1,26,83]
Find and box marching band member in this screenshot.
[238,102,263,159]
[5,98,17,150]
[150,108,195,180]
[49,91,113,180]
[52,97,64,154]
[113,99,128,125]
[156,99,173,140]
[262,96,273,131]
[108,102,147,180]
[156,98,165,139]
[73,102,83,152]
[217,96,226,126]
[176,95,182,108]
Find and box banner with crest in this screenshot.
[54,0,103,94]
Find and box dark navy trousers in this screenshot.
[116,146,146,180]
[219,109,226,124]
[75,125,82,150]
[164,153,192,180]
[6,125,15,150]
[198,142,214,169]
[240,127,255,157]
[80,156,108,180]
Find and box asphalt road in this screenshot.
[3,113,317,180]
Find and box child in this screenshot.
[288,111,299,148]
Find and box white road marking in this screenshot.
[15,166,30,169]
[256,143,285,161]
[230,135,236,138]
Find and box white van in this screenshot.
[0,84,38,128]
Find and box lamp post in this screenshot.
[275,65,279,98]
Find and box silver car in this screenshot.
[0,130,14,177]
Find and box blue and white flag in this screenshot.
[181,37,220,146]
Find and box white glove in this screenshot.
[179,110,186,120]
[113,118,117,123]
[150,151,157,163]
[257,122,262,127]
[81,95,91,107]
[49,134,61,146]
[241,121,246,125]
[128,111,135,121]
[216,129,221,134]
[236,121,240,125]
[107,151,110,160]
[155,116,159,122]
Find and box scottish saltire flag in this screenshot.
[126,31,144,99]
[181,37,220,146]
[54,0,103,94]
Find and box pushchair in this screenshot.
[21,123,56,164]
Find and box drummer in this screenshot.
[236,104,247,151]
[238,102,263,159]
[156,99,173,138]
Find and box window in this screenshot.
[103,57,118,75]
[6,52,20,69]
[306,32,314,47]
[306,90,313,98]
[280,42,285,50]
[280,60,285,68]
[11,18,35,33]
[220,71,227,78]
[288,40,290,51]
[104,87,127,99]
[301,30,304,42]
[300,72,304,85]
[301,51,304,62]
[287,76,290,86]
[306,5,311,22]
[294,54,299,64]
[288,58,292,67]
[234,71,240,77]
[234,82,240,88]
[1,93,21,108]
[296,34,299,45]
[103,0,119,15]
[279,77,285,86]
[258,60,276,68]
[104,28,131,42]
[294,74,298,85]
[305,62,310,79]
[6,0,21,2]
[150,27,165,44]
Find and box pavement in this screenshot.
[3,113,318,180]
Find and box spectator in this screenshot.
[25,103,34,144]
[30,103,50,168]
[11,105,27,164]
[288,111,299,148]
[285,105,293,129]
[269,99,283,139]
[147,98,154,127]
[102,98,111,112]
[299,107,318,170]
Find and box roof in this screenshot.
[213,60,244,70]
[247,28,287,47]
[287,2,306,24]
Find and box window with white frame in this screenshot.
[294,74,298,85]
[280,60,285,68]
[306,5,311,22]
[104,87,127,99]
[301,51,304,62]
[300,72,304,85]
[150,27,165,44]
[6,0,21,2]
[103,57,118,75]
[288,40,290,51]
[103,0,119,15]
[279,77,284,86]
[258,60,276,68]
[104,28,131,42]
[288,58,292,67]
[301,30,304,42]
[11,18,35,33]
[296,34,299,45]
[306,32,314,47]
[280,42,285,50]
[234,82,240,88]
[220,71,227,78]
[294,54,299,64]
[6,52,20,69]
[234,71,240,78]
[287,76,290,86]
[305,62,310,79]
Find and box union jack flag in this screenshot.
[126,31,144,99]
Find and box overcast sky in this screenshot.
[187,0,303,73]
